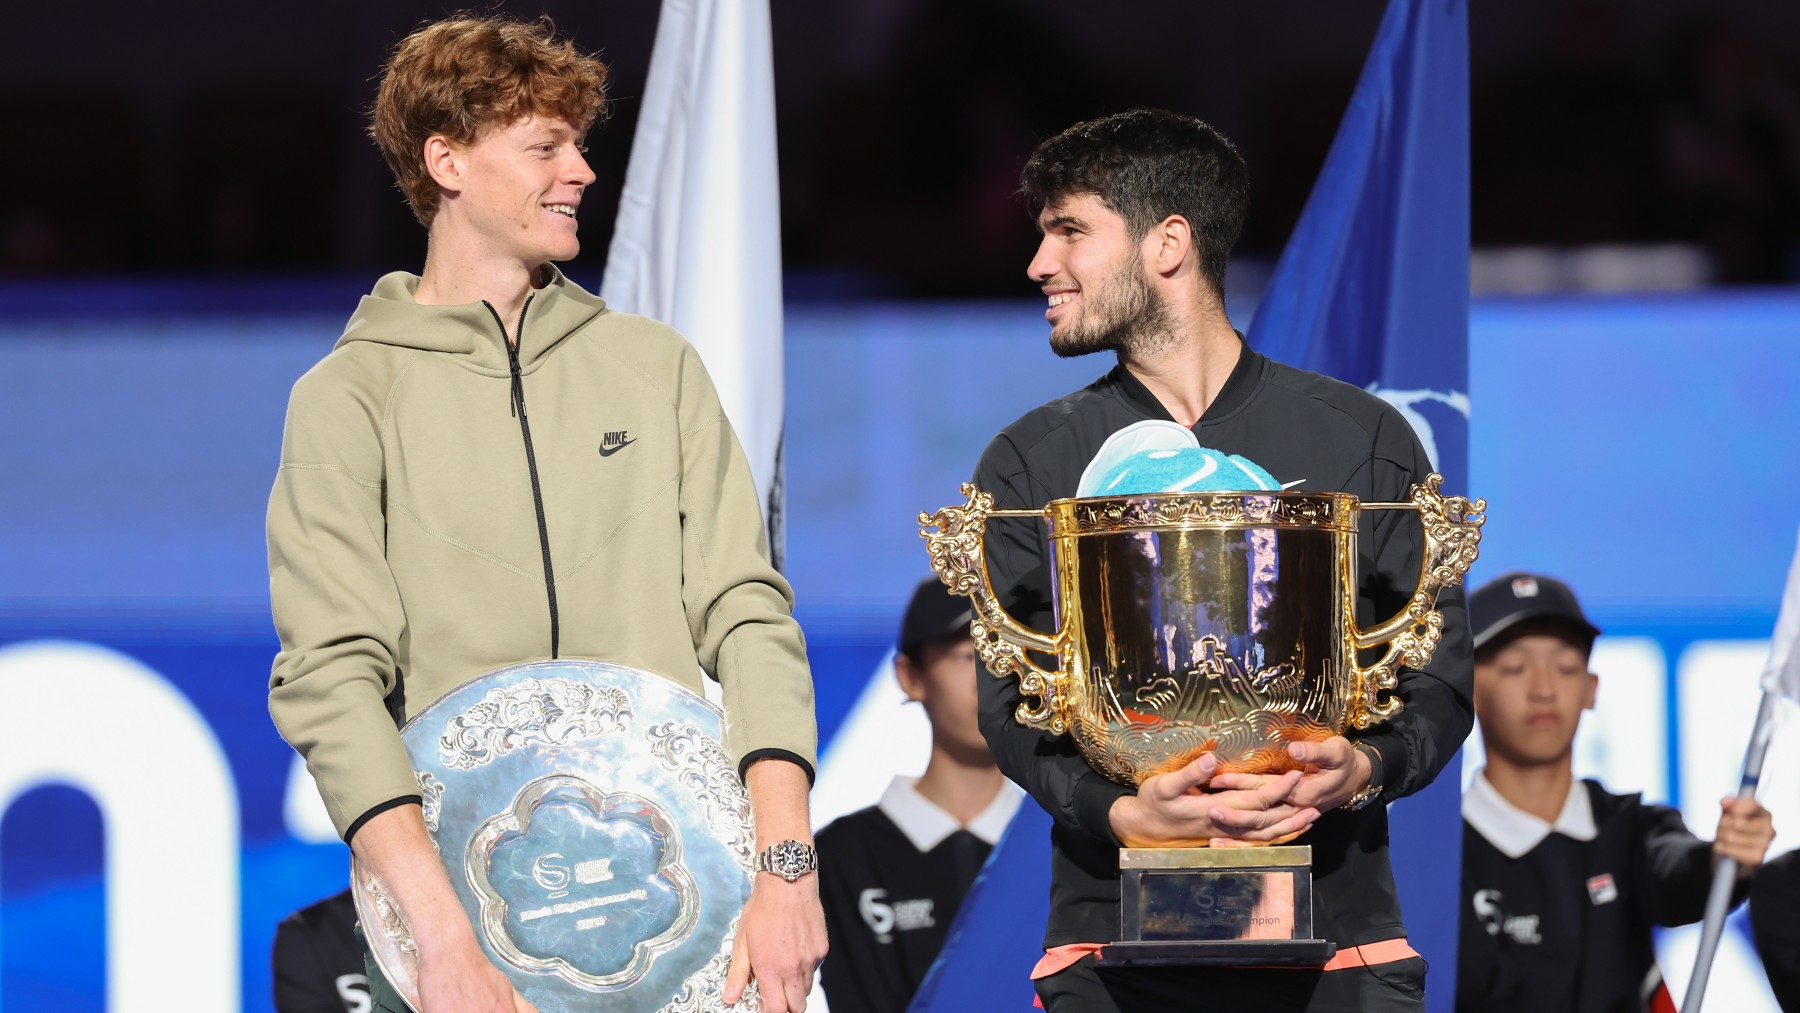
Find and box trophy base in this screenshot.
[1096,938,1337,967]
[1111,845,1333,968]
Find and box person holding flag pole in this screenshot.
[1456,573,1776,1013]
[1683,528,1800,1013]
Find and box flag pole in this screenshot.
[1682,525,1800,1011]
[1680,690,1779,1013]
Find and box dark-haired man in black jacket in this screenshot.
[978,109,1470,1013]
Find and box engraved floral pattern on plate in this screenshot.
[351,660,757,1012]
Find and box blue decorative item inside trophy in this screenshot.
[1089,447,1280,496]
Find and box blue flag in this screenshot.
[907,801,1053,1012]
[1249,0,1470,473]
[1248,0,1470,1008]
[913,1,1470,1010]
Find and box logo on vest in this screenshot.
[336,973,371,1013]
[1587,873,1618,905]
[599,431,636,457]
[1472,888,1542,944]
[858,888,936,944]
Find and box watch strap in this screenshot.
[1350,739,1386,792]
[1341,740,1386,811]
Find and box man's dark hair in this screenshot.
[1020,109,1249,298]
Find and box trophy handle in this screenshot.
[1347,474,1486,731]
[919,483,1068,734]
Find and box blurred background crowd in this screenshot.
[5,0,1798,296]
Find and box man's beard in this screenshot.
[1048,257,1176,360]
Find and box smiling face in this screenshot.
[1028,193,1173,359]
[436,114,595,268]
[1473,629,1598,771]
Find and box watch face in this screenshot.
[769,841,814,878]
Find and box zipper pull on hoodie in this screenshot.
[483,298,531,418]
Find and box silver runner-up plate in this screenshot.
[350,660,759,1013]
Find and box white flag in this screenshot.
[602,0,785,551]
[1763,525,1800,701]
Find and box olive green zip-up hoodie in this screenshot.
[267,269,816,838]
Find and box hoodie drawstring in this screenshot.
[483,295,560,660]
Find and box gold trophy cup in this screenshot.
[919,475,1483,965]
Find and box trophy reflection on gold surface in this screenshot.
[919,475,1483,965]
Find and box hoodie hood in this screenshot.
[335,266,609,377]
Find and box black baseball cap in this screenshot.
[898,577,974,657]
[1468,571,1602,651]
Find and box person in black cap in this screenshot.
[1456,571,1777,1013]
[815,578,1024,1013]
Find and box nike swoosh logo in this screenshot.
[597,439,637,457]
[1281,478,1308,489]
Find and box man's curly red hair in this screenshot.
[370,15,609,227]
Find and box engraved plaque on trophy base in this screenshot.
[1098,846,1336,967]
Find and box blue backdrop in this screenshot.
[4,287,1798,1011]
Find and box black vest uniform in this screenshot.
[816,783,1015,1013]
[273,889,371,1013]
[1457,779,1735,1013]
[1749,849,1800,1011]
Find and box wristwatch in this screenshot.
[1340,740,1386,812]
[754,839,818,882]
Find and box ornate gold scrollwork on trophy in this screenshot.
[919,476,1484,965]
